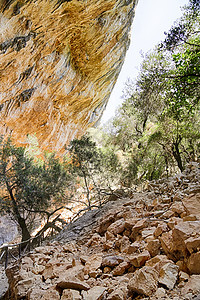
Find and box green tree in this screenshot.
[0,136,69,242]
[67,135,120,209]
[67,136,101,209]
[97,0,199,183]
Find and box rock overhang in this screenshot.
[0,0,138,153]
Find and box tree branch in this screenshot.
[164,73,200,79]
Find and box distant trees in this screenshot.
[90,0,200,185]
[67,135,120,209]
[0,137,69,242]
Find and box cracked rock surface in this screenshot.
[0,0,137,153]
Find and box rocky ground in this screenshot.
[1,162,200,299]
[0,216,18,246]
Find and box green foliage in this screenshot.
[0,136,69,241]
[67,135,121,208]
[93,1,200,185]
[159,0,200,122]
[68,136,101,175]
[160,0,200,51]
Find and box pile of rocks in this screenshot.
[4,162,200,299]
[0,215,18,246]
[146,161,200,202]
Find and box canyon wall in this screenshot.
[0,0,137,153]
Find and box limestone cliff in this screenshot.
[0,0,137,152]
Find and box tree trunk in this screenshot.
[172,140,183,172]
[18,216,31,242]
[82,169,91,210]
[6,182,31,242]
[164,155,169,178]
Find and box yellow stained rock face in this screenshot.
[0,0,137,152]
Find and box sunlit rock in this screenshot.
[0,0,137,152]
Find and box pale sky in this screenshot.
[101,0,189,123]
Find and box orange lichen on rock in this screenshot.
[0,0,137,152]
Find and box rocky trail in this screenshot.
[1,162,200,299]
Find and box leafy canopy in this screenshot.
[0,136,69,241]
